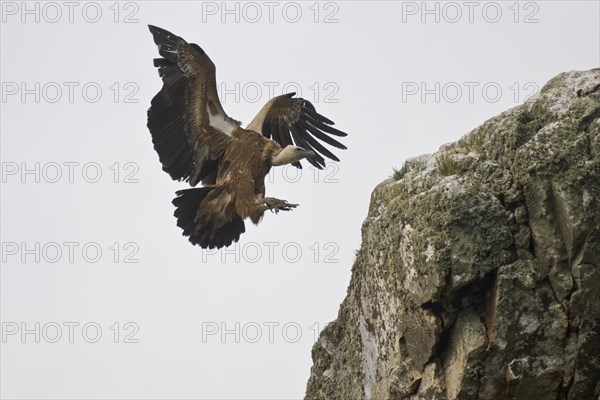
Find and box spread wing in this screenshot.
[147,25,241,186]
[247,93,347,169]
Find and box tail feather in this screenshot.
[172,188,246,249]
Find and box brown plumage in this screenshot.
[147,25,348,249]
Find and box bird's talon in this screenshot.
[264,198,298,212]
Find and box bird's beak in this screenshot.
[304,150,317,161]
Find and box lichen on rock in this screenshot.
[305,69,600,400]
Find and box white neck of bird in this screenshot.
[271,146,301,166]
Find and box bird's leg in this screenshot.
[259,197,299,213]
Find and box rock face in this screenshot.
[305,69,600,400]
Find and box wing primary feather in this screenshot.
[297,128,340,161]
[298,120,347,150]
[290,127,325,168]
[277,122,293,147]
[302,113,348,137]
[301,99,316,111]
[302,104,334,125]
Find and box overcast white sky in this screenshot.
[1,1,599,399]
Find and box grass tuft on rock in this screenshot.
[435,153,461,176]
[392,164,408,180]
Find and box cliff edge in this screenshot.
[306,69,600,400]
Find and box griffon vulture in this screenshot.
[147,25,347,249]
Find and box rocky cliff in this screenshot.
[305,69,600,400]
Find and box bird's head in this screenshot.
[271,145,316,166]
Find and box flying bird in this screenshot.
[147,25,348,249]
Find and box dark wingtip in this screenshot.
[148,25,175,39]
[148,24,161,34]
